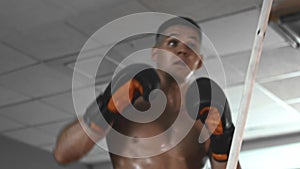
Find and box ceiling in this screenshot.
[0,0,300,165]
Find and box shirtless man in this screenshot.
[54,16,241,169]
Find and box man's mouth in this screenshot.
[173,60,185,66]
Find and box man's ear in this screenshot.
[196,54,203,69]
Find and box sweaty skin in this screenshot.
[54,24,241,169]
[107,78,210,169]
[104,24,242,168]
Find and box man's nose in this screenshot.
[176,43,189,57]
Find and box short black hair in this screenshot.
[155,16,202,46]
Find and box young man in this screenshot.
[54,16,241,169]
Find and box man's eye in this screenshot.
[167,39,179,47]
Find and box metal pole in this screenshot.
[226,0,273,168]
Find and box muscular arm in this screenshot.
[54,64,160,164]
[186,78,242,169]
[53,118,110,164]
[53,96,149,164]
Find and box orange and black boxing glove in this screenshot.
[83,64,160,133]
[186,78,234,162]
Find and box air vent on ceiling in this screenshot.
[270,0,300,48]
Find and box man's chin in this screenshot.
[157,66,191,83]
[169,71,190,83]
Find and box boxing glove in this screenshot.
[186,77,234,162]
[83,64,160,133]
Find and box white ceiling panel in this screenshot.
[41,92,76,115]
[68,57,117,80]
[240,142,300,169]
[41,85,106,120]
[138,0,257,21]
[290,102,300,112]
[109,35,156,62]
[261,75,300,100]
[0,85,29,107]
[3,127,56,147]
[0,115,24,132]
[41,86,103,116]
[200,9,287,57]
[215,51,249,80]
[0,19,16,38]
[0,0,74,38]
[48,0,121,14]
[0,100,72,126]
[222,46,300,82]
[40,144,55,152]
[225,84,276,113]
[246,101,300,130]
[258,46,300,80]
[0,44,37,74]
[225,86,244,112]
[0,63,73,98]
[263,24,289,49]
[79,44,109,60]
[2,22,88,61]
[197,57,245,87]
[67,1,149,37]
[225,83,300,140]
[37,118,74,137]
[108,49,156,69]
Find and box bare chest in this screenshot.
[107,114,207,169]
[109,130,207,169]
[107,88,208,168]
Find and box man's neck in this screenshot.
[156,69,191,90]
[156,69,178,90]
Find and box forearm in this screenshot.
[53,118,106,164]
[53,64,159,164]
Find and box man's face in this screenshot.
[152,25,202,82]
